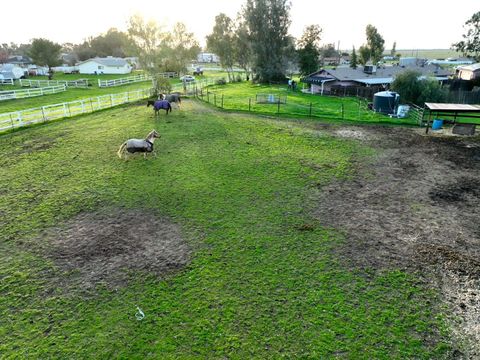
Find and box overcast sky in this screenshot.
[1,0,478,50]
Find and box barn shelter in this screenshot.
[423,103,480,134]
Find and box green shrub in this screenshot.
[216,78,227,85]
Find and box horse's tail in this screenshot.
[117,141,127,158]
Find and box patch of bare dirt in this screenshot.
[38,209,190,292]
[311,125,480,357]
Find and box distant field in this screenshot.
[394,49,460,59]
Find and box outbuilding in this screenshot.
[455,63,480,81]
[77,57,132,75]
[0,64,26,79]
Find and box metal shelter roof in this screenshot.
[424,103,480,112]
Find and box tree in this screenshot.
[164,22,200,74]
[358,45,370,65]
[28,38,62,69]
[233,19,253,79]
[452,11,480,61]
[127,14,167,74]
[243,0,292,82]
[89,28,132,58]
[390,41,396,58]
[206,14,236,81]
[320,43,338,59]
[350,46,358,69]
[358,25,385,64]
[391,70,446,105]
[296,25,322,76]
[365,24,385,63]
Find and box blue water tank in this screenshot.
[373,91,400,115]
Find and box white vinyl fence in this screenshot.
[19,79,90,88]
[98,74,153,87]
[0,85,67,101]
[0,79,14,85]
[0,88,154,132]
[98,72,178,87]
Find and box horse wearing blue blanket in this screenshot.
[147,99,172,116]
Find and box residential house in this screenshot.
[0,64,27,79]
[197,52,220,63]
[77,57,132,74]
[302,64,452,95]
[455,63,480,81]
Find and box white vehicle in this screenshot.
[180,75,195,82]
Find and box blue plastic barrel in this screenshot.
[432,119,443,130]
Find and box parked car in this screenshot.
[180,75,195,82]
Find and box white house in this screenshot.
[77,57,132,74]
[0,64,26,79]
[197,52,220,63]
[456,63,480,81]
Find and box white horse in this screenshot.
[117,130,160,159]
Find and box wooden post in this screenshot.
[249,98,251,112]
[214,93,217,107]
[277,99,281,115]
[341,103,344,120]
[309,102,312,117]
[207,91,210,103]
[221,94,224,108]
[41,106,47,122]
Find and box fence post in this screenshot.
[277,99,281,115]
[249,98,251,112]
[309,102,312,117]
[207,91,210,103]
[341,103,344,120]
[63,104,68,117]
[214,93,217,107]
[9,113,14,130]
[221,94,224,109]
[110,94,114,107]
[41,106,47,122]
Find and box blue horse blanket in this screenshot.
[154,100,171,110]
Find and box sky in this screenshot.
[1,0,478,51]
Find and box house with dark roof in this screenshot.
[302,64,452,95]
[77,57,132,74]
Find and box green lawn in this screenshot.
[200,82,418,125]
[0,100,451,358]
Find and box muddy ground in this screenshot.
[313,125,480,358]
[39,209,190,293]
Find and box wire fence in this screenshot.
[192,84,420,125]
[0,88,154,132]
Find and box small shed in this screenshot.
[423,103,480,134]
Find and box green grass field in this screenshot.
[201,82,418,125]
[0,100,452,358]
[0,72,153,113]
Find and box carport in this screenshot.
[423,103,480,134]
